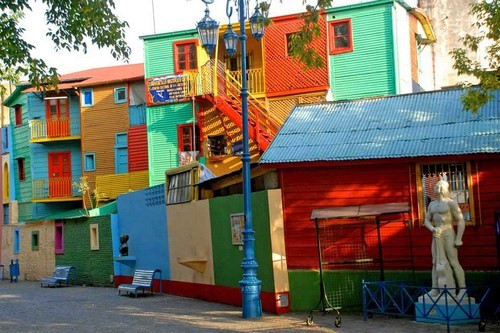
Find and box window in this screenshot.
[286,32,298,57]
[15,105,22,126]
[81,89,93,107]
[115,133,128,174]
[31,231,39,251]
[14,228,20,254]
[207,135,227,157]
[329,19,353,54]
[17,158,25,181]
[417,162,475,224]
[177,124,201,152]
[45,97,69,119]
[3,204,8,225]
[90,224,99,250]
[84,153,96,172]
[114,87,127,104]
[174,40,198,73]
[165,164,206,205]
[55,222,64,254]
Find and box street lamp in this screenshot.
[197,0,266,319]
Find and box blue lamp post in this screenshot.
[197,0,266,319]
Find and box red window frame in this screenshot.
[177,124,201,153]
[15,105,22,126]
[45,98,70,120]
[285,32,298,57]
[329,18,353,55]
[173,40,198,74]
[17,158,25,181]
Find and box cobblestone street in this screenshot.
[0,282,493,333]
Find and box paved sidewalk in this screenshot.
[0,282,494,332]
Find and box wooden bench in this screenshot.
[118,269,162,298]
[40,266,76,287]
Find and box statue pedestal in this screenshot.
[415,293,480,324]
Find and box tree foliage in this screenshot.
[451,0,499,113]
[260,0,332,69]
[0,0,130,97]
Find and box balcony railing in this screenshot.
[227,68,265,95]
[33,177,82,201]
[95,170,149,200]
[30,117,81,142]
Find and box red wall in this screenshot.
[279,156,499,271]
[128,125,148,171]
[263,13,329,96]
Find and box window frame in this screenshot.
[17,158,25,182]
[31,230,40,251]
[84,152,96,172]
[44,96,70,120]
[114,87,128,104]
[329,18,354,55]
[177,123,201,153]
[81,88,94,107]
[55,221,64,254]
[14,228,20,254]
[14,105,22,126]
[416,161,476,225]
[90,224,100,250]
[173,39,199,74]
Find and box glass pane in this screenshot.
[189,60,197,69]
[50,104,57,118]
[334,23,348,36]
[84,91,92,105]
[189,44,196,53]
[178,45,185,53]
[335,36,349,48]
[59,100,69,117]
[178,53,186,62]
[179,62,186,70]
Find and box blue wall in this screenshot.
[114,184,169,279]
[31,141,82,181]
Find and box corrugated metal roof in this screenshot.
[261,89,500,164]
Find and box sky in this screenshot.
[20,0,322,75]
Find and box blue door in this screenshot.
[115,133,128,174]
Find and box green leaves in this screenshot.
[451,0,499,113]
[0,0,130,96]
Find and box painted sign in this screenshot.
[230,213,245,245]
[146,74,187,106]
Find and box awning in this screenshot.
[22,201,117,223]
[310,202,409,220]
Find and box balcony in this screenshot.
[30,118,81,143]
[227,68,265,95]
[95,170,149,200]
[32,177,82,202]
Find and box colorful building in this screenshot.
[260,89,500,310]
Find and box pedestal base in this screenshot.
[415,295,480,324]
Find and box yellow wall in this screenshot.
[268,92,327,125]
[166,199,215,284]
[1,220,55,280]
[81,83,130,200]
[202,104,259,176]
[267,189,289,293]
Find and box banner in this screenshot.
[146,74,188,106]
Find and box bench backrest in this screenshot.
[132,269,155,287]
[53,266,73,279]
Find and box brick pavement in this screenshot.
[0,282,494,333]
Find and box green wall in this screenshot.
[143,29,198,78]
[10,93,32,203]
[209,190,275,293]
[147,102,195,185]
[56,215,114,286]
[288,269,500,311]
[328,1,396,100]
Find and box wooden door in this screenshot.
[46,98,70,138]
[48,152,72,197]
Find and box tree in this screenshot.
[451,0,499,113]
[0,0,130,97]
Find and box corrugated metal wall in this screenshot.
[11,93,31,203]
[143,30,199,78]
[128,125,148,172]
[264,14,328,95]
[147,102,195,185]
[81,83,130,191]
[328,3,396,100]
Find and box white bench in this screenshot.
[118,269,162,298]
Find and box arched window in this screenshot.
[3,162,9,201]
